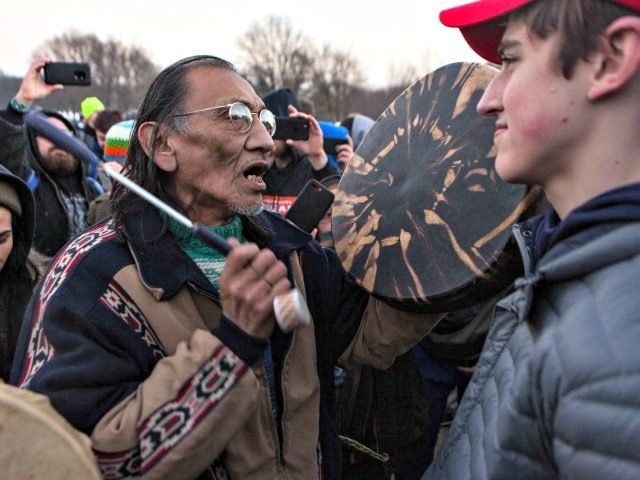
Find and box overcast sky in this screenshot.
[1,0,480,89]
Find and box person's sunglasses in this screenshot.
[170,102,276,137]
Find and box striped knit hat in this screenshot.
[103,119,135,163]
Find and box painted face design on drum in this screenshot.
[333,63,532,311]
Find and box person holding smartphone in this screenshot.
[261,88,340,216]
[0,59,106,260]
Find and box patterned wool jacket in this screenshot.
[424,218,640,480]
[11,206,440,480]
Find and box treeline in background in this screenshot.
[0,17,443,123]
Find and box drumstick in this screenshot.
[25,112,310,332]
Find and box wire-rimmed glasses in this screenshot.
[169,102,276,137]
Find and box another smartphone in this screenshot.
[285,179,335,233]
[43,62,91,86]
[273,116,310,141]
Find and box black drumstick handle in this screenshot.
[191,224,233,256]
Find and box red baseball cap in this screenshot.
[440,0,640,64]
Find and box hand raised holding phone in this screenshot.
[43,62,91,86]
[13,59,65,108]
[273,116,310,141]
[283,106,328,170]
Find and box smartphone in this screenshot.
[285,179,335,233]
[43,62,91,86]
[323,137,349,154]
[273,116,310,141]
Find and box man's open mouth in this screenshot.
[243,162,268,183]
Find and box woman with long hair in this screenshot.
[0,164,39,381]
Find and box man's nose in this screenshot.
[247,118,275,152]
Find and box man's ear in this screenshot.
[137,121,178,172]
[588,16,640,101]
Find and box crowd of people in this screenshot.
[1,0,640,479]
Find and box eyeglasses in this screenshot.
[169,102,276,137]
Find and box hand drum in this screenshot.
[333,62,545,313]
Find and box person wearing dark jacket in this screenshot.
[423,1,640,479]
[11,55,442,480]
[0,164,39,382]
[262,88,340,215]
[0,59,104,259]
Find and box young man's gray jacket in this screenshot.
[424,218,640,480]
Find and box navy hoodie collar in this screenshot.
[534,182,640,262]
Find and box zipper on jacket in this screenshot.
[274,325,299,470]
[189,279,290,473]
[512,223,534,277]
[187,281,220,302]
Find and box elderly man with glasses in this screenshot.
[11,55,442,480]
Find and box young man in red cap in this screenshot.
[424,1,640,479]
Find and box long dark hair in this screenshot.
[0,214,40,382]
[111,55,235,229]
[110,55,271,243]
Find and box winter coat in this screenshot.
[424,218,640,480]
[263,151,340,215]
[12,206,440,480]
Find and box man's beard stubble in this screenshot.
[41,149,79,176]
[229,203,264,217]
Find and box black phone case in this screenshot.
[43,62,91,86]
[273,117,310,140]
[285,180,335,232]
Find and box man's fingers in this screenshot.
[270,277,292,297]
[246,247,276,275]
[261,261,289,290]
[223,242,260,275]
[222,243,289,291]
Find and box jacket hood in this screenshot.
[26,109,78,170]
[263,89,301,117]
[0,164,35,263]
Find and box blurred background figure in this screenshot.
[87,119,135,225]
[298,96,315,115]
[0,164,39,382]
[340,113,375,151]
[0,59,106,260]
[411,298,497,468]
[262,88,339,215]
[78,96,105,158]
[92,109,123,156]
[318,121,352,171]
[102,119,134,167]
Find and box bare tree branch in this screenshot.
[310,44,364,121]
[237,17,314,96]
